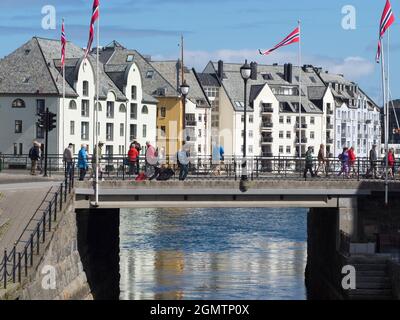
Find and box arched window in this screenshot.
[141,105,148,114]
[69,100,77,110]
[119,104,126,113]
[12,99,25,108]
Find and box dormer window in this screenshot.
[262,73,273,80]
[12,99,26,108]
[146,70,154,79]
[126,54,134,62]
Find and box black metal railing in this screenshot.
[1,153,400,183]
[0,170,74,289]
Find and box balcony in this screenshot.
[261,122,274,130]
[295,123,308,130]
[261,105,274,114]
[261,136,273,144]
[185,120,197,127]
[295,138,308,144]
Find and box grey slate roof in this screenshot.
[149,60,210,107]
[196,72,220,87]
[0,37,126,101]
[98,43,178,98]
[203,61,323,113]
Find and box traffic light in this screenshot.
[37,112,48,129]
[48,112,57,132]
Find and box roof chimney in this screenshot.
[250,62,257,80]
[217,60,224,80]
[284,63,293,83]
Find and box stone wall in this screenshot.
[20,203,93,300]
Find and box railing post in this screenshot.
[357,158,360,181]
[36,223,40,254]
[49,203,52,232]
[42,213,46,243]
[18,252,21,283]
[12,246,16,283]
[3,249,7,289]
[24,246,28,277]
[30,234,34,266]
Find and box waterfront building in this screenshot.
[381,99,400,158]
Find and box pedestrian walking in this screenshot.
[91,141,104,181]
[348,146,357,177]
[338,147,350,178]
[368,145,378,179]
[28,141,40,176]
[303,146,315,178]
[145,141,160,180]
[78,144,88,181]
[388,148,395,179]
[63,143,74,178]
[177,143,190,181]
[316,144,326,176]
[128,143,139,175]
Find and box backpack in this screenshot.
[135,173,147,181]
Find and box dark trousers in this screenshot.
[128,160,137,175]
[79,168,87,181]
[179,164,189,181]
[65,162,73,178]
[148,166,161,181]
[304,164,314,178]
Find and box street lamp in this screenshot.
[180,80,190,143]
[240,60,252,192]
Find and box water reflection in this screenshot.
[120,208,307,300]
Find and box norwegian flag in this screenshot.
[376,0,395,63]
[84,0,100,60]
[259,26,300,56]
[61,19,66,69]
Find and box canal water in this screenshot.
[119,208,308,300]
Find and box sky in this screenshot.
[0,0,399,104]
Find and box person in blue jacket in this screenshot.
[78,144,89,181]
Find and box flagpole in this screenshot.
[298,20,302,159]
[62,19,66,155]
[381,37,389,206]
[94,8,100,207]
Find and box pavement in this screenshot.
[0,170,64,251]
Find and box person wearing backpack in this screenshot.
[303,146,315,178]
[28,141,40,175]
[338,147,350,178]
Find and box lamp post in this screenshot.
[180,80,190,144]
[240,60,252,192]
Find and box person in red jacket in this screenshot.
[388,149,395,179]
[348,146,357,177]
[128,143,139,175]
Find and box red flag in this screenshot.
[376,0,395,63]
[84,0,100,60]
[259,26,300,56]
[61,19,66,69]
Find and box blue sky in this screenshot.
[0,0,399,103]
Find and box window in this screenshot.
[15,120,22,133]
[198,129,202,138]
[241,115,244,123]
[142,105,148,114]
[12,99,25,108]
[70,121,75,135]
[69,100,77,110]
[82,81,89,97]
[309,76,317,83]
[279,131,284,138]
[310,117,315,125]
[143,124,147,138]
[262,73,273,80]
[119,145,125,155]
[287,117,292,124]
[198,145,202,153]
[248,145,253,153]
[36,124,44,139]
[249,130,253,138]
[130,124,137,141]
[119,104,126,113]
[126,54,134,62]
[310,131,315,139]
[286,146,291,154]
[198,114,202,122]
[106,123,114,141]
[279,146,284,153]
[249,115,254,123]
[95,102,102,112]
[107,101,114,118]
[13,143,17,155]
[131,86,137,100]
[146,70,154,79]
[81,100,89,117]
[106,145,113,156]
[160,126,166,137]
[286,131,291,139]
[18,143,23,155]
[279,116,284,124]
[160,107,166,118]
[36,99,45,114]
[81,122,89,140]
[120,123,124,137]
[130,103,137,120]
